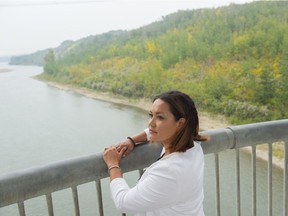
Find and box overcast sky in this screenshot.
[0,0,254,56]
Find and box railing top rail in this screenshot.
[0,119,287,208]
[202,119,288,153]
[0,143,162,207]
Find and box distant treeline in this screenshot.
[0,56,11,62]
[35,1,288,123]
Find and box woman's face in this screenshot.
[148,98,183,147]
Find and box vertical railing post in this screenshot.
[138,169,145,178]
[236,149,241,216]
[251,145,257,216]
[17,202,25,216]
[46,194,54,216]
[268,143,272,216]
[96,180,104,216]
[284,141,288,216]
[215,153,221,216]
[72,186,80,216]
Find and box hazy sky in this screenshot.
[0,0,254,56]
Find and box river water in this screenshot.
[0,63,284,215]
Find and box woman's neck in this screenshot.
[163,146,172,155]
[161,140,173,155]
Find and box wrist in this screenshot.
[127,136,136,147]
[108,164,121,174]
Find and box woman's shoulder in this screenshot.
[150,142,203,171]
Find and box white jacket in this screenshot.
[110,142,205,216]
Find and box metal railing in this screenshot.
[0,119,287,216]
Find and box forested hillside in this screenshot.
[9,40,74,65]
[39,1,288,124]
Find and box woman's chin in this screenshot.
[150,137,159,143]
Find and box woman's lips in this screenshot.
[149,129,157,135]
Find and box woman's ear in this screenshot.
[177,118,186,130]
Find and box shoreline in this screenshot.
[44,81,230,131]
[241,147,284,170]
[0,68,13,73]
[43,80,284,170]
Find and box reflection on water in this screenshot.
[0,63,284,216]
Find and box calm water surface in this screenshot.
[0,63,284,215]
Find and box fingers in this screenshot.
[116,139,135,157]
[115,144,128,156]
[103,146,118,152]
[118,146,129,158]
[119,146,127,157]
[103,146,122,166]
[103,146,127,158]
[104,139,133,158]
[122,147,131,157]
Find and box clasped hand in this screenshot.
[102,139,135,167]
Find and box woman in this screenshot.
[103,90,207,216]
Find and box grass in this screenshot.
[257,142,285,160]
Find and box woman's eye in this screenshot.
[148,113,164,120]
[157,115,164,120]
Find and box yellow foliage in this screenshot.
[187,32,192,42]
[145,40,156,54]
[215,9,222,17]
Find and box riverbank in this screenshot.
[42,80,284,170]
[43,81,230,131]
[0,68,13,73]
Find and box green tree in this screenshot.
[254,64,275,105]
[35,1,288,123]
[44,49,57,75]
[278,35,288,115]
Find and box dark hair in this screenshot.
[153,90,207,152]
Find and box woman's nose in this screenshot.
[148,117,156,128]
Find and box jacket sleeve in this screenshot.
[144,128,150,141]
[110,164,180,214]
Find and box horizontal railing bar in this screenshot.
[0,120,287,210]
[0,143,162,208]
[202,119,288,154]
[227,119,288,148]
